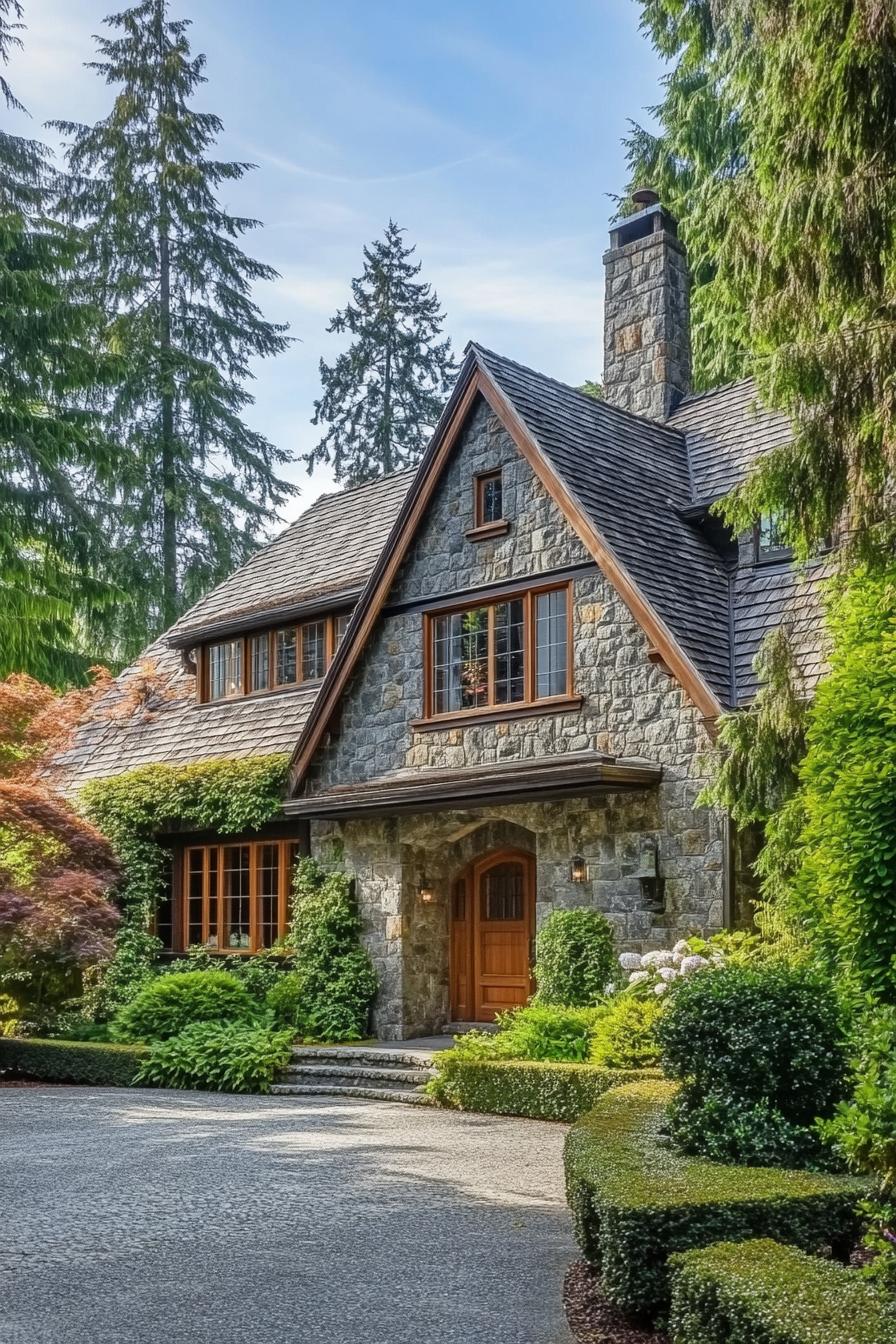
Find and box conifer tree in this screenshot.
[53,0,294,651]
[0,0,120,684]
[307,220,455,487]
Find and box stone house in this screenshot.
[58,195,826,1040]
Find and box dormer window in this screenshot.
[200,612,350,703]
[754,512,791,564]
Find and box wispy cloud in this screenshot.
[248,134,523,188]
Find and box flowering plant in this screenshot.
[617,937,724,997]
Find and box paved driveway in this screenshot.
[2,1088,574,1344]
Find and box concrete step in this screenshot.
[270,1082,434,1105]
[443,1021,499,1036]
[289,1045,437,1069]
[282,1062,434,1087]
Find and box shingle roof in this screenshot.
[732,560,831,702]
[668,378,793,503]
[168,469,415,642]
[471,345,734,703]
[54,471,414,794]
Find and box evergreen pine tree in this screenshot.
[307,220,456,487]
[0,1,121,684]
[53,0,294,652]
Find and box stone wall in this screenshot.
[305,399,726,1038]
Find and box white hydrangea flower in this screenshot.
[641,949,675,969]
[658,966,678,982]
[680,954,710,976]
[619,952,643,971]
[628,970,650,986]
[654,982,668,995]
[605,983,617,996]
[672,939,691,957]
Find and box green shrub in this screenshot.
[0,1036,148,1087]
[669,1239,896,1344]
[137,1022,293,1094]
[534,908,616,1006]
[564,1079,865,1322]
[591,992,664,1069]
[166,947,288,1003]
[658,962,849,1167]
[428,1057,654,1121]
[266,971,303,1030]
[826,1005,896,1290]
[498,1002,601,1062]
[285,860,377,1042]
[111,970,257,1042]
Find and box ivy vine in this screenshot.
[79,754,290,1017]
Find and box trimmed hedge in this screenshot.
[430,1057,655,1121]
[669,1239,896,1344]
[0,1037,149,1087]
[564,1079,866,1322]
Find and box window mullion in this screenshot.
[487,604,496,706]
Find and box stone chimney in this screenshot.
[602,189,691,421]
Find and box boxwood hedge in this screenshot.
[669,1239,896,1344]
[430,1057,655,1121]
[0,1037,149,1087]
[564,1079,866,1322]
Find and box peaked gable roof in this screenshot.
[288,345,730,794]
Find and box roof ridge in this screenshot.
[467,341,686,442]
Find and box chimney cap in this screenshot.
[631,186,660,209]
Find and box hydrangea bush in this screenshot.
[618,938,722,997]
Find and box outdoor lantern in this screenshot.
[636,840,665,911]
[569,854,589,884]
[418,878,435,904]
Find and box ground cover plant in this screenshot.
[137,1022,293,1095]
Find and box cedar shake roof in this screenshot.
[667,378,792,503]
[168,468,415,643]
[56,345,826,795]
[471,345,733,703]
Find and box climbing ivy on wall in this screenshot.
[79,755,290,1017]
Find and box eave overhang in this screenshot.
[167,585,366,650]
[284,751,662,820]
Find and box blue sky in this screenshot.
[10,0,665,520]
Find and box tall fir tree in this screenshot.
[307,220,456,487]
[629,1,896,565]
[53,0,294,652]
[0,0,121,685]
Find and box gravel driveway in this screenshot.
[2,1088,574,1344]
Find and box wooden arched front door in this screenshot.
[450,849,535,1022]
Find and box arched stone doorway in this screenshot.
[450,848,535,1022]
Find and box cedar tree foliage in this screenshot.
[53,0,294,651]
[307,220,456,486]
[0,1,122,684]
[629,0,896,566]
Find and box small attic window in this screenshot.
[476,470,503,525]
[754,512,792,564]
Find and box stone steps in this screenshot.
[271,1045,437,1106]
[443,1021,499,1036]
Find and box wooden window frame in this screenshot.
[181,839,297,954]
[199,612,351,703]
[467,469,509,541]
[752,513,792,566]
[419,581,577,727]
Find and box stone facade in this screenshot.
[603,207,691,421]
[304,399,726,1040]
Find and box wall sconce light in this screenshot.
[569,854,589,884]
[636,840,665,911]
[418,878,435,904]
